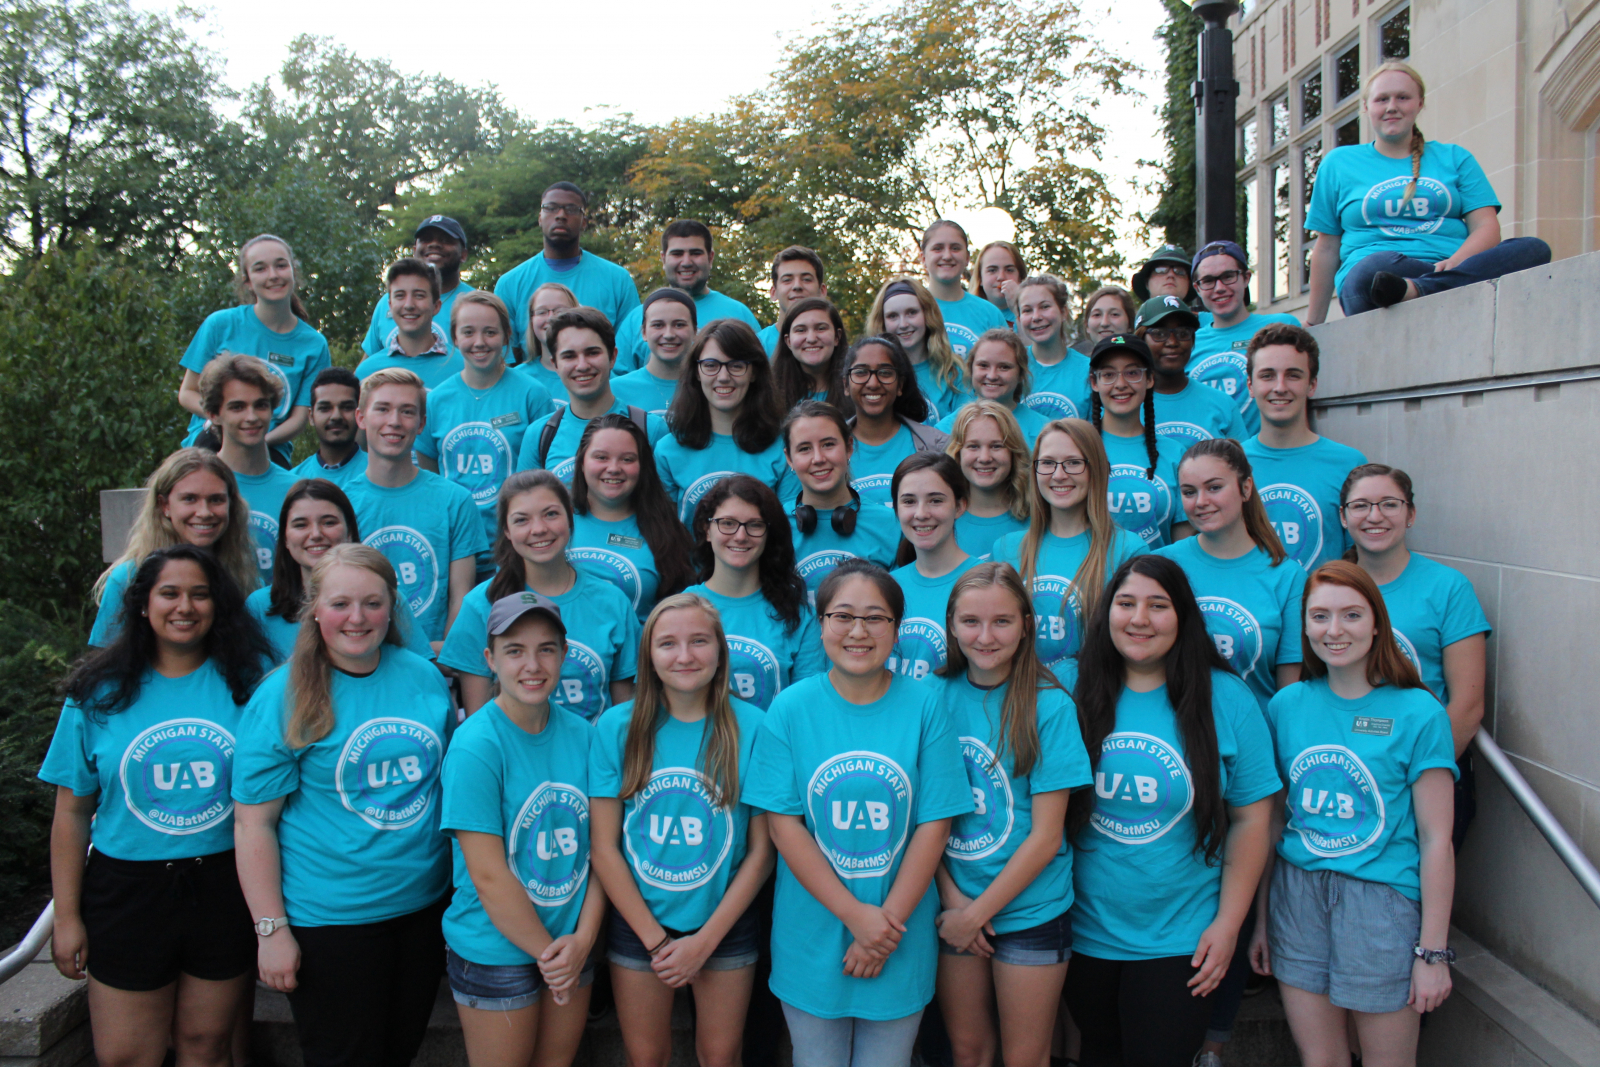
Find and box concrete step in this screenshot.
[0,947,90,1067]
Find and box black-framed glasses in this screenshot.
[1341,497,1408,518]
[1092,367,1148,386]
[1034,457,1087,475]
[822,611,896,636]
[1195,269,1244,290]
[711,517,768,537]
[540,202,584,217]
[698,358,752,378]
[847,365,900,384]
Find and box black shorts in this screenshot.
[81,849,255,991]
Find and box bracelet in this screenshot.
[648,933,673,956]
[1413,942,1457,965]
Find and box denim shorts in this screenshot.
[938,909,1072,966]
[1268,860,1421,1014]
[446,946,595,1011]
[607,904,761,972]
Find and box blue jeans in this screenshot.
[781,1003,925,1067]
[1338,236,1551,315]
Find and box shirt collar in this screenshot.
[384,321,450,357]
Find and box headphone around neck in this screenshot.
[794,486,861,536]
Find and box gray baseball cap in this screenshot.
[487,591,565,637]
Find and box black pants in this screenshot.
[286,896,448,1067]
[1203,900,1257,1042]
[1063,952,1214,1067]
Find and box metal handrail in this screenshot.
[0,901,54,985]
[1474,729,1600,909]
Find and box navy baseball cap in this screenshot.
[1191,240,1250,275]
[415,215,468,247]
[1089,334,1155,369]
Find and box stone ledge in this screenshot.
[0,960,86,1058]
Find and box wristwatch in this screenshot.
[255,916,290,937]
[1413,943,1456,965]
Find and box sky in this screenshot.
[152,0,1169,266]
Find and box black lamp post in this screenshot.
[1191,0,1242,248]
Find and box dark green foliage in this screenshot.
[1149,0,1203,252]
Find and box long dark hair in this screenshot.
[666,319,783,452]
[487,471,574,604]
[890,451,970,567]
[1069,554,1233,863]
[65,545,273,715]
[842,334,930,425]
[573,413,697,599]
[690,475,806,632]
[266,480,360,623]
[772,297,850,413]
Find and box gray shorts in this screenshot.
[1267,860,1421,1014]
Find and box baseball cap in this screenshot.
[487,591,566,638]
[1134,295,1202,331]
[1131,243,1192,301]
[1191,240,1250,276]
[415,215,468,247]
[1089,334,1155,369]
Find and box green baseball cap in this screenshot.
[1131,244,1193,302]
[1134,295,1201,331]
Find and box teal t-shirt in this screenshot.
[88,560,137,648]
[1067,665,1281,960]
[440,702,595,964]
[1102,431,1189,548]
[937,403,1051,448]
[1190,312,1301,435]
[937,676,1093,932]
[232,649,453,926]
[613,290,760,374]
[1022,349,1093,423]
[39,662,246,860]
[790,494,903,608]
[1242,435,1368,572]
[655,433,798,525]
[758,323,780,355]
[513,360,570,409]
[850,425,918,510]
[439,572,640,722]
[610,367,680,416]
[1157,539,1304,709]
[569,512,664,623]
[743,672,972,1021]
[1305,141,1500,292]
[954,511,1029,560]
[515,400,670,484]
[413,371,556,549]
[179,306,332,460]
[290,448,369,490]
[1378,555,1491,707]
[494,250,642,356]
[236,465,304,587]
[1153,380,1247,447]
[992,526,1149,668]
[935,293,1008,358]
[913,361,973,423]
[244,585,435,664]
[589,698,765,931]
[353,324,465,391]
[888,557,984,682]
[361,283,476,356]
[1266,679,1458,901]
[346,470,489,644]
[681,585,826,710]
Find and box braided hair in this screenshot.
[1363,61,1428,206]
[1088,388,1159,480]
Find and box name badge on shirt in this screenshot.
[268,351,294,366]
[490,412,522,429]
[1230,341,1249,351]
[1352,716,1394,736]
[607,533,645,549]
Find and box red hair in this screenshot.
[1300,561,1427,692]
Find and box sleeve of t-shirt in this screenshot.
[611,604,641,683]
[1218,675,1283,806]
[180,312,227,374]
[232,687,302,804]
[1222,403,1248,441]
[613,279,642,330]
[1451,146,1501,215]
[773,463,801,512]
[915,693,978,823]
[440,742,507,836]
[1275,564,1304,666]
[523,379,556,423]
[742,708,802,816]
[644,413,670,448]
[587,713,626,798]
[88,562,133,648]
[790,610,828,682]
[447,484,490,560]
[412,418,442,461]
[1440,571,1492,647]
[1406,697,1462,784]
[439,595,491,677]
[517,411,554,472]
[1030,689,1093,795]
[1305,150,1345,235]
[295,342,331,407]
[655,443,683,506]
[37,701,98,796]
[732,301,761,330]
[362,298,390,356]
[396,596,436,659]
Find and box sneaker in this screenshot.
[1192,1053,1223,1067]
[1369,271,1410,308]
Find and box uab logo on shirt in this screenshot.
[680,471,738,524]
[623,767,735,892]
[262,363,293,420]
[948,736,1015,861]
[888,618,947,681]
[1259,483,1324,571]
[508,781,590,907]
[1021,393,1083,420]
[1156,420,1214,446]
[441,423,514,507]
[726,636,781,707]
[1188,352,1247,399]
[336,718,443,830]
[550,456,577,484]
[552,640,609,721]
[849,474,893,503]
[248,510,279,573]
[1392,629,1421,673]
[364,526,440,617]
[807,751,913,879]
[945,322,980,357]
[1107,466,1173,548]
[1090,732,1194,844]
[797,549,857,607]
[569,548,642,611]
[119,719,235,835]
[1196,597,1264,679]
[1287,745,1386,856]
[1361,176,1451,236]
[1029,575,1081,666]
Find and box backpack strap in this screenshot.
[626,406,648,436]
[536,407,566,469]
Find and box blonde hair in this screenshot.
[621,595,743,808]
[451,290,512,345]
[966,328,1032,403]
[358,366,428,420]
[525,282,579,362]
[944,401,1031,522]
[866,277,968,397]
[1363,60,1427,206]
[1019,420,1119,625]
[286,545,404,749]
[98,449,259,602]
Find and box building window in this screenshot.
[1335,113,1361,146]
[1302,70,1323,125]
[1240,117,1259,165]
[1335,42,1361,101]
[1271,96,1291,145]
[1381,6,1411,59]
[1301,139,1323,289]
[1272,160,1294,301]
[1242,174,1259,268]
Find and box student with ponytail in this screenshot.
[1087,334,1191,549]
[233,545,454,1067]
[1305,61,1550,322]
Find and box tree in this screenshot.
[1148,0,1204,252]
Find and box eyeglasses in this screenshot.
[1341,497,1409,518]
[822,611,896,636]
[1150,265,1188,278]
[847,365,900,384]
[1092,367,1148,386]
[698,358,752,378]
[1034,457,1087,475]
[539,202,584,217]
[1143,327,1193,343]
[1194,269,1244,290]
[711,517,768,537]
